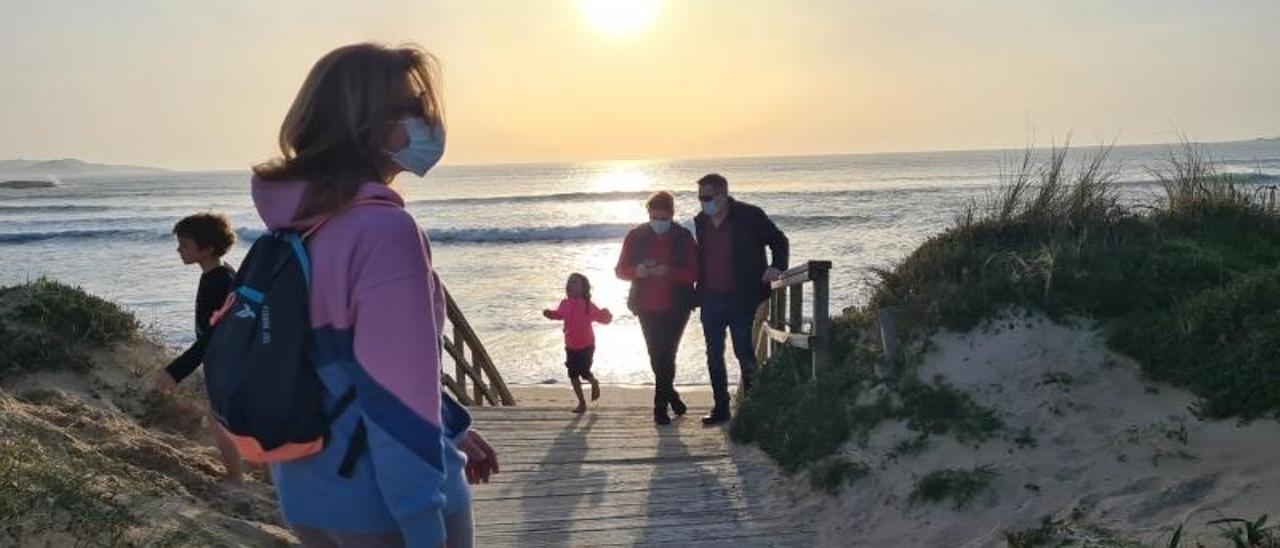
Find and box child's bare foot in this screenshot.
[589,378,601,401]
[572,403,587,414]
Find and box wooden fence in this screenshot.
[753,260,833,379]
[442,288,516,406]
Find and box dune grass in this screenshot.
[0,412,139,545]
[0,278,139,379]
[908,465,998,510]
[808,458,870,495]
[732,138,1280,493]
[865,140,1280,419]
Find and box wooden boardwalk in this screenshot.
[468,405,815,547]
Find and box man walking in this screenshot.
[694,173,788,425]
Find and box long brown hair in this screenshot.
[253,43,444,220]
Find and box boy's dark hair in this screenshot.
[697,173,728,192]
[646,191,675,212]
[173,213,236,257]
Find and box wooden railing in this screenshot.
[753,260,833,379]
[441,288,516,406]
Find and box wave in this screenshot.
[0,228,158,245]
[0,204,114,214]
[408,190,662,207]
[245,216,861,245]
[426,215,862,244]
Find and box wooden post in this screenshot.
[471,339,483,405]
[770,287,786,358]
[788,283,804,334]
[810,262,832,381]
[454,324,467,402]
[752,302,769,368]
[877,307,898,378]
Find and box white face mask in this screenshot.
[649,219,671,234]
[389,117,445,176]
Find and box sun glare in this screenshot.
[578,0,663,36]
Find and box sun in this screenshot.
[577,0,663,37]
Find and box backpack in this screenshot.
[625,224,698,314]
[203,205,375,478]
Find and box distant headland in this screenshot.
[0,158,169,179]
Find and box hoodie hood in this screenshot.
[251,177,405,231]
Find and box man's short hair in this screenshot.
[173,212,236,258]
[697,173,728,192]
[646,191,675,211]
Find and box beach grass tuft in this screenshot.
[0,278,139,378]
[808,457,869,495]
[908,465,998,510]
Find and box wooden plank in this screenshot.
[441,373,474,406]
[788,283,804,333]
[770,259,832,290]
[811,263,832,379]
[442,335,499,406]
[763,325,812,350]
[465,404,815,547]
[453,324,467,401]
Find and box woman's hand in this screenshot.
[459,430,499,484]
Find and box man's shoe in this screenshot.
[671,399,688,417]
[654,411,672,425]
[701,411,730,426]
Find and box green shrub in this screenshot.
[897,377,1003,442]
[909,465,998,510]
[0,278,138,378]
[1111,267,1280,418]
[12,278,138,345]
[809,458,869,495]
[730,348,870,473]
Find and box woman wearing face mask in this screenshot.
[615,191,699,424]
[251,43,497,548]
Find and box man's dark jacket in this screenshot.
[694,197,789,309]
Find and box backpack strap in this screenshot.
[338,419,367,479]
[326,387,365,479]
[326,387,358,422]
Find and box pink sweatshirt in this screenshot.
[546,298,612,350]
[253,178,469,546]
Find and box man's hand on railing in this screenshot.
[762,267,783,283]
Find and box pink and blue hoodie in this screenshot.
[253,178,471,547]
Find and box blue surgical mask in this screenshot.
[389,117,445,176]
[649,220,671,234]
[700,199,718,216]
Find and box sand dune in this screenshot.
[802,315,1280,547]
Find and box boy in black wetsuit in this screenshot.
[148,213,242,483]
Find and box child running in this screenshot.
[543,273,613,413]
[148,212,245,484]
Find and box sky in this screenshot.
[0,0,1277,171]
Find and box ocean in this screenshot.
[3,140,1278,386]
